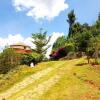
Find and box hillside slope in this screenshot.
[0,58,100,100]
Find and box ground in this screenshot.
[0,58,100,100]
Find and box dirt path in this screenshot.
[0,67,53,100]
[0,59,80,100]
[0,62,66,100]
[10,75,60,100]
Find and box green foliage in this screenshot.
[65,42,75,53]
[31,52,43,62]
[66,12,100,62]
[31,52,41,59]
[98,12,100,21]
[87,35,100,63]
[52,36,67,51]
[21,54,33,65]
[51,11,100,62]
[32,29,51,61]
[22,52,42,65]
[0,48,21,74]
[88,36,100,51]
[67,10,76,37]
[71,22,83,35]
[74,31,92,52]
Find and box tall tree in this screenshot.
[73,30,92,53]
[71,22,83,34]
[91,17,100,37]
[32,29,51,61]
[98,12,100,21]
[83,23,90,30]
[88,35,100,64]
[67,10,76,37]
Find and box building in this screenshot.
[10,43,32,54]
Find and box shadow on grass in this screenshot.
[75,63,88,66]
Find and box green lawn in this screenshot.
[0,58,100,100]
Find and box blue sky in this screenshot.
[0,0,67,38]
[0,0,100,57]
[0,0,100,38]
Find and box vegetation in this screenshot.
[50,47,67,60]
[21,29,51,65]
[0,10,99,75]
[0,48,21,74]
[32,29,51,61]
[0,9,100,100]
[67,10,76,37]
[87,35,100,64]
[51,11,100,64]
[21,52,42,65]
[52,36,67,51]
[0,58,99,100]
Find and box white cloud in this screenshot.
[46,32,64,58]
[12,0,68,20]
[0,34,34,51]
[0,32,64,58]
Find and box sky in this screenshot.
[0,0,100,57]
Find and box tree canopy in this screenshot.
[32,29,51,61]
[67,10,76,37]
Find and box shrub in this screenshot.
[50,47,67,60]
[21,52,42,65]
[60,52,76,60]
[66,52,76,59]
[21,54,34,66]
[65,43,75,53]
[0,48,21,74]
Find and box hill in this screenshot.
[0,58,100,100]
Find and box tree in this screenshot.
[71,22,83,35]
[91,23,100,37]
[52,36,67,51]
[91,13,100,37]
[73,31,92,53]
[82,23,91,32]
[32,29,51,61]
[67,10,76,37]
[88,35,100,64]
[0,48,21,74]
[98,12,100,21]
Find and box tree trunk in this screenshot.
[87,56,90,64]
[94,51,98,64]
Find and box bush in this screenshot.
[65,43,75,53]
[21,52,43,65]
[50,47,67,60]
[60,52,76,60]
[21,54,34,66]
[66,52,76,59]
[0,48,21,74]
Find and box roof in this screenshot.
[10,42,30,47]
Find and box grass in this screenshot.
[0,61,63,93]
[0,58,100,100]
[40,59,100,100]
[0,62,54,93]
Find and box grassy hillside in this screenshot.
[0,58,100,100]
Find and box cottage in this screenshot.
[10,43,32,54]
